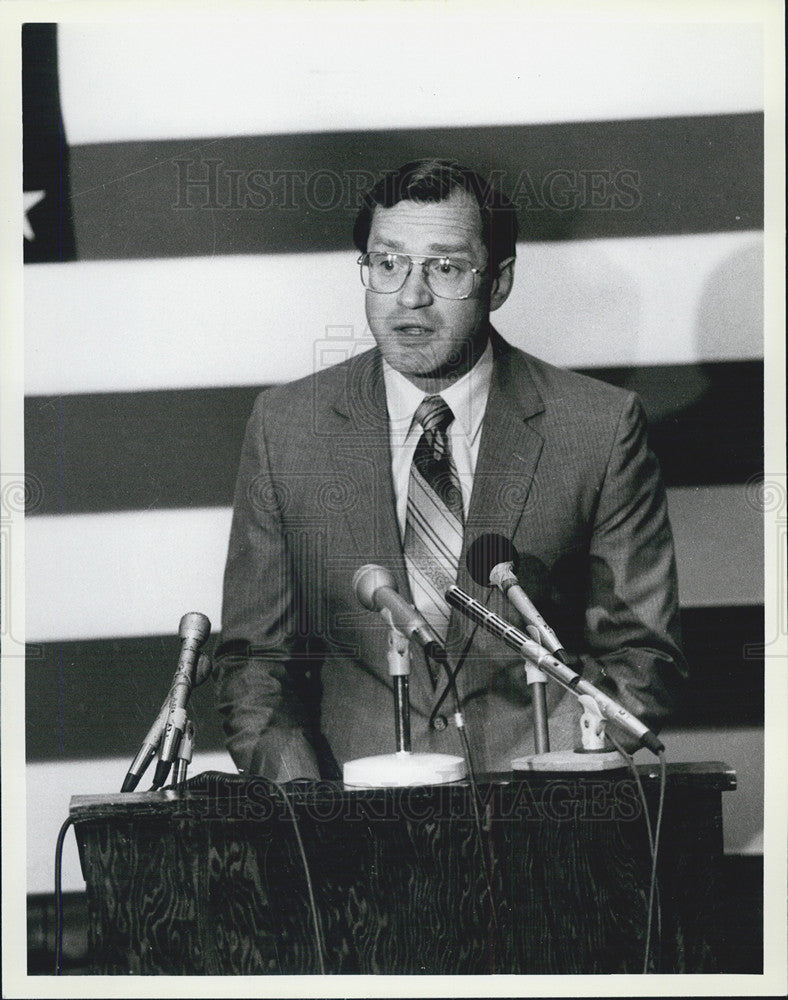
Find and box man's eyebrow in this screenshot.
[370,237,473,256]
[426,242,473,255]
[372,237,405,250]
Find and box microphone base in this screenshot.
[343,751,467,789]
[512,749,628,772]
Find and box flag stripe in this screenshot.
[25,507,232,642]
[23,231,764,397]
[63,114,763,262]
[56,20,764,146]
[23,485,763,644]
[24,603,765,764]
[24,361,763,516]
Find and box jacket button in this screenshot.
[431,715,448,731]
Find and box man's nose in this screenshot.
[396,264,433,308]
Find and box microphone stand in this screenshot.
[523,661,550,755]
[386,611,411,753]
[174,720,196,786]
[513,695,627,771]
[343,612,467,789]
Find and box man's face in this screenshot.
[364,188,511,388]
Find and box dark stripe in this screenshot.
[576,360,763,488]
[673,605,764,727]
[24,361,762,515]
[24,385,262,515]
[67,114,762,260]
[26,634,227,764]
[24,604,764,762]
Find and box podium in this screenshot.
[70,763,735,974]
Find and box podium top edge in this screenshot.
[69,762,737,819]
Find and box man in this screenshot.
[215,159,686,782]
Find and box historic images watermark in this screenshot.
[171,773,644,824]
[172,161,642,214]
[1,473,44,657]
[744,472,787,659]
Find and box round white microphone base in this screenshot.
[343,751,467,788]
[512,750,629,772]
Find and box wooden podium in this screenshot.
[70,763,735,975]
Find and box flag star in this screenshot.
[24,190,46,241]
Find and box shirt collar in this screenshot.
[382,340,493,443]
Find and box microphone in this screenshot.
[466,534,574,665]
[152,613,211,789]
[353,564,448,662]
[174,720,196,786]
[121,651,211,792]
[445,585,664,755]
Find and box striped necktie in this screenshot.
[404,396,465,682]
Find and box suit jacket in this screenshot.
[215,333,687,781]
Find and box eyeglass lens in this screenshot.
[362,253,475,299]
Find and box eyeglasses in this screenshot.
[357,252,487,300]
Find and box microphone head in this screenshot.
[466,533,517,587]
[353,564,397,611]
[179,612,211,644]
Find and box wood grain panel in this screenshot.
[73,766,735,974]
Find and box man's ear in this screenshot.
[489,257,515,312]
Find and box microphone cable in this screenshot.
[427,626,474,731]
[268,779,327,975]
[53,814,76,975]
[607,732,667,973]
[427,642,505,971]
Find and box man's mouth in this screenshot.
[394,323,433,335]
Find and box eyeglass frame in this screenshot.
[357,250,494,301]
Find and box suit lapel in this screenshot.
[325,349,411,597]
[446,335,547,701]
[463,336,545,558]
[325,350,439,709]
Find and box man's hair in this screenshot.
[352,159,518,274]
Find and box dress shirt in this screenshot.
[382,341,493,541]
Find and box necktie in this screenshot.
[404,396,465,683]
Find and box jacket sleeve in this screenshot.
[214,392,322,781]
[579,391,688,741]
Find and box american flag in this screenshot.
[17,15,770,897]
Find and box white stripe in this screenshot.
[26,508,232,642]
[57,19,763,146]
[503,231,764,370]
[25,751,237,895]
[24,486,762,643]
[24,232,764,396]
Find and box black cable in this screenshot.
[54,814,76,975]
[608,733,666,973]
[429,649,505,971]
[428,628,474,729]
[269,780,327,975]
[646,750,667,972]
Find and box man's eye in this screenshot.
[370,255,397,271]
[436,259,461,275]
